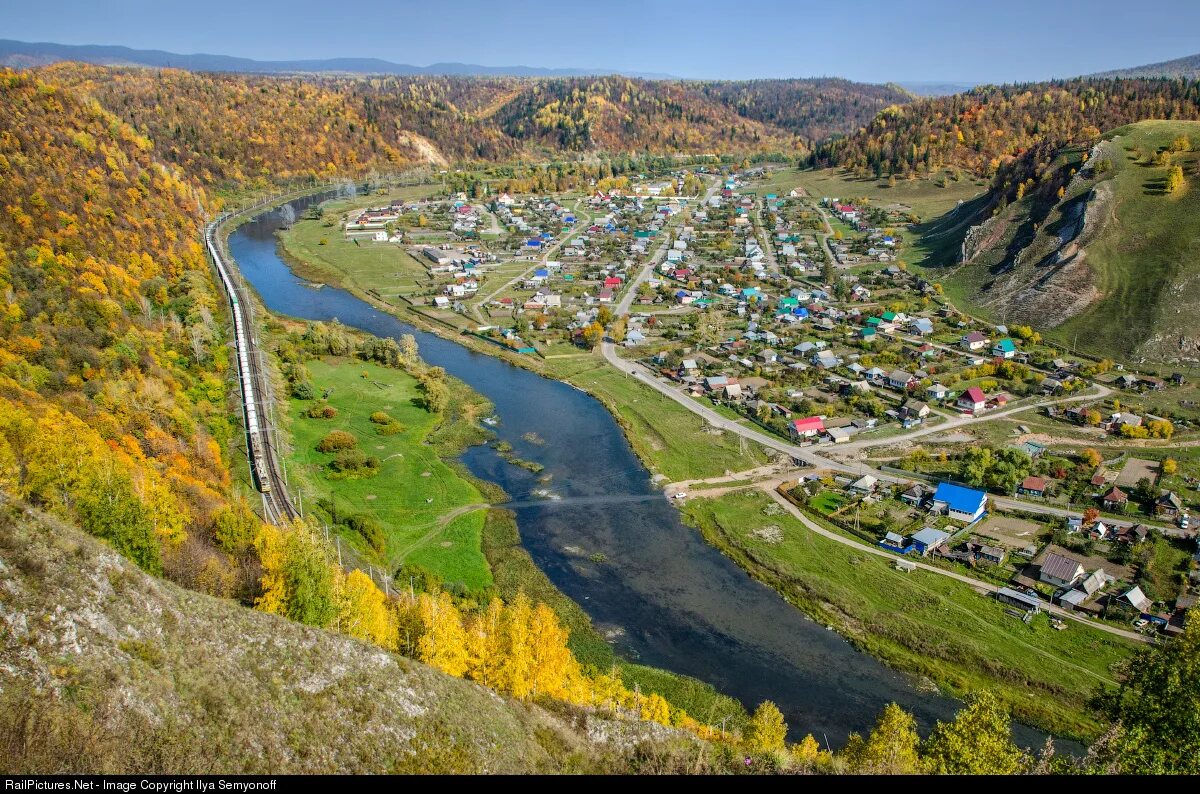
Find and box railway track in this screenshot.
[204,210,299,525]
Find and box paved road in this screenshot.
[597,340,1178,539]
[614,176,721,315]
[761,487,1149,644]
[472,198,591,319]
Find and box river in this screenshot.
[229,194,1044,748]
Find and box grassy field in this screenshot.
[279,214,434,299]
[543,352,772,481]
[787,167,987,219]
[683,489,1136,739]
[285,356,493,591]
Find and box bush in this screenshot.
[377,421,406,436]
[306,403,338,419]
[292,381,314,400]
[369,411,393,425]
[316,430,357,453]
[330,449,379,476]
[345,513,386,554]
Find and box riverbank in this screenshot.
[681,488,1131,741]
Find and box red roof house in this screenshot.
[789,416,825,438]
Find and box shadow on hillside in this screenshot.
[909,192,993,269]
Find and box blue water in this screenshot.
[228,195,1057,749]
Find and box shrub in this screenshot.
[316,430,357,453]
[330,449,379,476]
[369,411,393,425]
[306,403,338,419]
[292,381,314,400]
[345,513,386,554]
[377,421,406,436]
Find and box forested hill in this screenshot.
[1091,53,1200,80]
[37,65,924,171]
[693,78,913,142]
[810,78,1200,178]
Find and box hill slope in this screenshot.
[943,120,1200,363]
[812,78,1200,178]
[1092,52,1200,80]
[0,500,715,774]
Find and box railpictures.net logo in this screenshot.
[4,782,279,792]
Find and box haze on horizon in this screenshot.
[5,0,1200,84]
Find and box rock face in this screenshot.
[0,501,699,774]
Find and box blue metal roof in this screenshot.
[933,482,986,514]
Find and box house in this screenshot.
[848,475,878,495]
[1039,552,1085,588]
[899,483,928,507]
[900,401,930,420]
[961,331,990,351]
[827,427,852,444]
[813,350,840,369]
[991,338,1017,359]
[790,416,825,439]
[969,542,1006,565]
[1120,585,1152,613]
[996,587,1042,614]
[931,482,987,524]
[927,383,949,401]
[1116,523,1149,545]
[1155,491,1183,519]
[1018,476,1047,498]
[1088,521,1113,541]
[910,527,950,557]
[888,370,916,391]
[1080,568,1111,597]
[1101,486,1129,512]
[957,386,987,414]
[879,532,914,554]
[910,318,934,336]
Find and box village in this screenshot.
[323,164,1200,640]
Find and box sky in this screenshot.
[3,0,1200,84]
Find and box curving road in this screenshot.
[761,487,1148,644]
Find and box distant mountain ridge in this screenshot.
[0,38,676,79]
[1090,52,1200,80]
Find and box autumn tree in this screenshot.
[1162,458,1178,476]
[742,700,787,754]
[849,702,921,774]
[1093,619,1200,774]
[581,322,606,349]
[1166,165,1186,195]
[337,569,397,648]
[922,691,1026,775]
[416,590,471,677]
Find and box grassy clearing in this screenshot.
[279,215,433,298]
[810,490,849,515]
[682,489,1136,740]
[548,355,771,481]
[1053,121,1200,360]
[788,167,987,219]
[286,356,492,590]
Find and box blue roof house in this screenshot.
[910,527,951,556]
[931,483,987,525]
